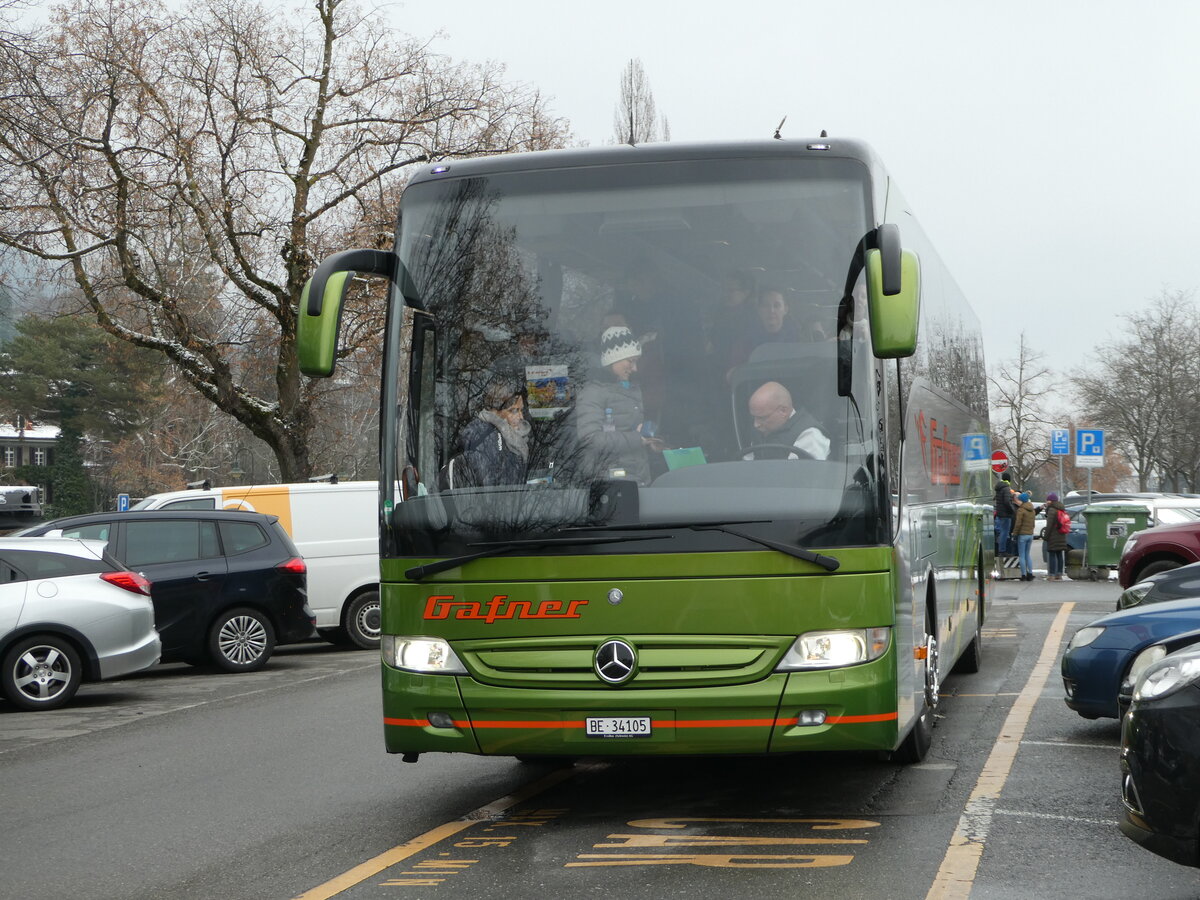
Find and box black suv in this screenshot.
[20,510,313,673]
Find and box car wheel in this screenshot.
[343,590,381,650]
[208,608,275,673]
[1138,560,1182,581]
[892,611,938,763]
[1,635,83,711]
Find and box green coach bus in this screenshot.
[299,139,992,764]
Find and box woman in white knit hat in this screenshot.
[575,326,664,485]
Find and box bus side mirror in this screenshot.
[866,247,920,359]
[298,249,397,377]
[299,271,352,377]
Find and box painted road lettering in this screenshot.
[567,816,879,869]
[381,857,476,887]
[378,808,567,888]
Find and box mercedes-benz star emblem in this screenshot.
[594,639,637,684]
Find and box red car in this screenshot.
[1119,521,1200,588]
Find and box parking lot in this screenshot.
[3,576,1199,900]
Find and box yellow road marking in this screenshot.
[925,602,1074,900]
[291,764,590,900]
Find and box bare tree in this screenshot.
[0,0,569,481]
[989,332,1058,488]
[612,58,662,145]
[1075,289,1200,490]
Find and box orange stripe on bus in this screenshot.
[385,712,898,729]
[826,712,898,724]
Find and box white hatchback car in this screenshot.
[0,537,161,710]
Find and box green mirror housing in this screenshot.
[297,249,397,378]
[298,272,352,377]
[866,247,920,358]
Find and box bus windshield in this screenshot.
[389,156,884,557]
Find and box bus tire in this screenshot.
[954,616,983,675]
[892,609,938,764]
[954,547,986,675]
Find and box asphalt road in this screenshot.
[2,577,1197,900]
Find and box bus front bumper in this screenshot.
[382,660,902,757]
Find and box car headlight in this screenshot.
[1117,582,1154,610]
[1120,536,1139,558]
[1134,652,1200,701]
[381,636,467,674]
[1068,625,1106,650]
[776,627,891,670]
[1125,644,1167,686]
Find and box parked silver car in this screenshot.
[0,537,161,710]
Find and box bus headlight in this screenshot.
[382,636,467,674]
[776,627,891,670]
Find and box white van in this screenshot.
[132,481,380,649]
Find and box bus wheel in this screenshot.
[892,618,938,763]
[954,615,983,674]
[955,551,984,674]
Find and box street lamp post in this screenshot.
[230,447,254,484]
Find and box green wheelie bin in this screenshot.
[1079,504,1151,580]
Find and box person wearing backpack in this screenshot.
[1044,491,1070,581]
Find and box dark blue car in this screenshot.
[1062,597,1200,719]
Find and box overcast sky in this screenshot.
[388,0,1200,379]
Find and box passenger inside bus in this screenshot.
[575,326,665,485]
[440,379,531,489]
[726,287,803,378]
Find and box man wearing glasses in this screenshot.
[742,381,831,460]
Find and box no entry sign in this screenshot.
[991,450,1009,474]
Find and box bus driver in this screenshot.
[742,381,830,460]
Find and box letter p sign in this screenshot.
[1075,428,1105,468]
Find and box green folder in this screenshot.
[663,447,707,470]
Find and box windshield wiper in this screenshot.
[404,534,667,581]
[565,520,840,572]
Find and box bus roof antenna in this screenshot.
[773,116,787,140]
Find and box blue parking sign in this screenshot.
[1075,428,1105,468]
[961,433,990,471]
[1050,428,1070,456]
[117,493,130,512]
